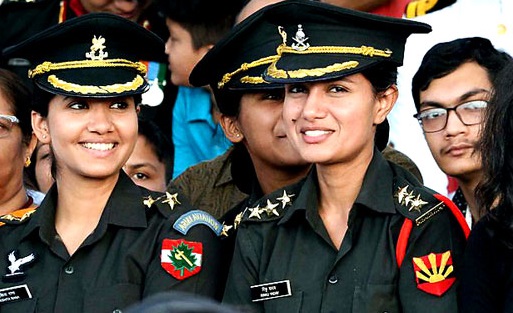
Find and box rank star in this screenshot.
[396,186,409,204]
[409,194,428,212]
[221,223,233,237]
[276,190,295,208]
[234,212,243,229]
[143,196,156,208]
[264,199,280,217]
[248,205,262,219]
[162,192,181,210]
[404,191,415,207]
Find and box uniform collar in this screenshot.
[279,148,396,224]
[21,171,148,242]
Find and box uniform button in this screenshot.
[328,275,338,284]
[64,265,74,274]
[112,309,122,313]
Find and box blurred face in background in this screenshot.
[0,95,27,200]
[34,142,54,193]
[123,134,167,192]
[164,19,211,86]
[80,0,151,22]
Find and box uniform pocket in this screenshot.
[83,283,141,313]
[263,290,303,312]
[352,284,399,313]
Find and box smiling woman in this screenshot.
[218,1,470,312]
[0,13,223,312]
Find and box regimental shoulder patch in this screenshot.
[173,210,223,236]
[0,207,36,227]
[412,251,455,296]
[240,189,296,223]
[161,239,202,280]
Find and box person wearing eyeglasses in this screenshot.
[411,37,512,228]
[0,68,39,222]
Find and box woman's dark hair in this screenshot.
[0,68,33,144]
[476,60,513,224]
[138,116,174,183]
[360,62,398,95]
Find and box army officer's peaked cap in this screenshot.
[259,0,432,84]
[2,13,165,98]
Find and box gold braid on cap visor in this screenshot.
[217,54,279,89]
[29,59,147,94]
[266,26,393,79]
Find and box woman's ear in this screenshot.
[32,111,50,144]
[25,133,38,163]
[374,84,398,125]
[219,114,244,143]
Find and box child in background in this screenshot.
[159,0,244,179]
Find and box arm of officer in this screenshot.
[397,202,467,312]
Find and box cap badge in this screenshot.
[85,35,109,61]
[291,24,310,51]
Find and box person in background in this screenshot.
[319,0,409,17]
[222,1,469,311]
[458,60,513,312]
[159,0,244,179]
[0,68,38,218]
[0,13,222,312]
[411,37,512,228]
[25,140,54,194]
[124,116,173,193]
[388,0,513,195]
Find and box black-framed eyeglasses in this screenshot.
[413,100,488,133]
[0,114,20,138]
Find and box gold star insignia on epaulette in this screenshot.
[220,223,233,237]
[143,195,157,208]
[162,192,180,210]
[234,212,244,229]
[276,190,295,208]
[248,205,262,219]
[263,199,280,217]
[396,186,410,204]
[396,185,428,213]
[410,194,428,212]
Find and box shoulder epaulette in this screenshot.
[405,0,456,18]
[240,187,297,224]
[142,191,223,237]
[393,179,445,227]
[0,207,36,227]
[143,191,182,217]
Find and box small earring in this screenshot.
[42,134,47,139]
[24,157,31,168]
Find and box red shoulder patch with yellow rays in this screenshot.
[412,251,455,296]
